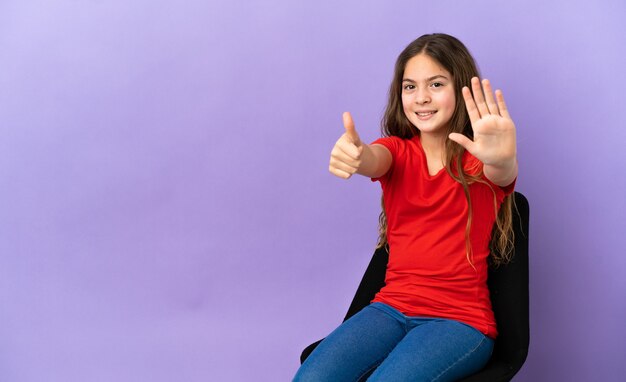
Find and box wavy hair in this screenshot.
[376,33,514,268]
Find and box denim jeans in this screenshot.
[293,302,494,382]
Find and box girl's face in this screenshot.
[401,53,456,137]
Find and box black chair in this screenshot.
[300,192,530,381]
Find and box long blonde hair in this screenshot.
[376,33,514,268]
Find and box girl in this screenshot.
[293,33,517,382]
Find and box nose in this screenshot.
[415,88,430,104]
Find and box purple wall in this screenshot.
[1,1,624,381]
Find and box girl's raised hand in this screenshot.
[448,77,516,168]
[329,112,364,179]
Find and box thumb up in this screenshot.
[342,111,362,147]
[329,112,364,179]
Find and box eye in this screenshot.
[431,82,444,88]
[403,84,415,91]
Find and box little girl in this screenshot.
[293,33,518,382]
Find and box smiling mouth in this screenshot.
[416,111,436,116]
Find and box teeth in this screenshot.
[417,112,434,116]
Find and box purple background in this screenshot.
[1,1,625,381]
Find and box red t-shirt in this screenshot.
[370,135,515,339]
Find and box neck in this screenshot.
[419,132,446,159]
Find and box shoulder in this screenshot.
[371,135,419,157]
[371,135,404,147]
[462,150,483,176]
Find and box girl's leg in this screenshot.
[366,318,494,382]
[293,303,406,382]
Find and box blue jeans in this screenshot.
[293,302,494,382]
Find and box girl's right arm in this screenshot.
[329,112,392,179]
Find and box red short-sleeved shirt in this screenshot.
[370,135,515,339]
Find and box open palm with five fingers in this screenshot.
[448,77,517,168]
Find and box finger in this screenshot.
[471,77,489,117]
[329,166,352,179]
[448,133,476,154]
[329,158,358,175]
[495,90,511,119]
[343,112,362,146]
[462,86,480,124]
[332,144,361,167]
[482,79,499,116]
[336,137,361,160]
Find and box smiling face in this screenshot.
[401,53,456,139]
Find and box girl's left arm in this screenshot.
[448,77,518,187]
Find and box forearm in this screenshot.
[483,157,518,187]
[356,144,392,179]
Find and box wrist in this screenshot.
[484,157,518,187]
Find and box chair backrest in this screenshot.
[485,192,529,367]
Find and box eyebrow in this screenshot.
[402,75,449,83]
